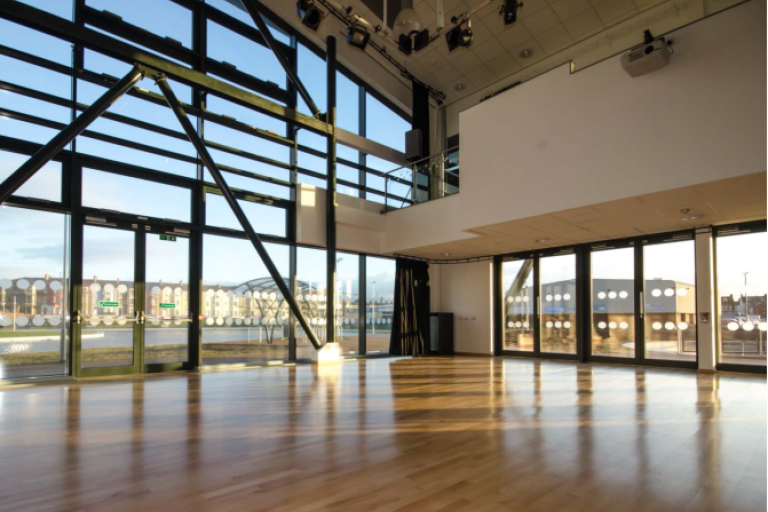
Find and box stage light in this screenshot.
[501,0,522,26]
[347,23,370,49]
[445,20,473,51]
[296,0,324,31]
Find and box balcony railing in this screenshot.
[382,146,459,210]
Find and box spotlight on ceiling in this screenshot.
[296,0,324,31]
[501,0,523,26]
[347,23,371,50]
[445,20,473,52]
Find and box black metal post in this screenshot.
[155,75,323,350]
[240,0,321,118]
[0,66,143,204]
[326,36,337,344]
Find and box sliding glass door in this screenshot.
[590,246,635,358]
[499,249,579,359]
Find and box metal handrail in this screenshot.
[382,145,460,176]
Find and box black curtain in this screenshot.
[389,258,430,356]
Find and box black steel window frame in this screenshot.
[495,228,700,371]
[712,219,767,375]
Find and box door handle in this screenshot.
[537,296,542,318]
[73,310,82,325]
[639,291,645,319]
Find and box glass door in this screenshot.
[76,225,191,377]
[642,238,697,363]
[540,253,577,355]
[590,246,636,359]
[79,224,143,376]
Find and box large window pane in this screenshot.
[336,253,360,356]
[296,247,327,360]
[82,168,192,222]
[0,207,69,379]
[366,256,395,354]
[205,194,287,238]
[337,72,359,134]
[297,44,327,116]
[202,236,290,364]
[591,248,635,358]
[716,231,767,366]
[207,20,285,88]
[86,0,193,47]
[365,93,409,152]
[0,150,62,202]
[0,19,73,65]
[643,240,697,361]
[540,254,577,354]
[145,235,189,364]
[502,258,534,352]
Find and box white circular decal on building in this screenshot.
[608,321,617,329]
[758,322,768,332]
[16,316,29,327]
[608,291,617,299]
[677,322,689,330]
[514,296,522,303]
[151,286,161,295]
[727,322,739,332]
[162,320,171,327]
[116,316,127,326]
[261,292,270,300]
[664,321,675,330]
[206,317,214,326]
[664,288,675,297]
[235,318,242,326]
[652,321,662,330]
[618,291,628,299]
[103,283,114,293]
[33,280,47,290]
[563,321,571,329]
[677,288,688,297]
[215,318,224,326]
[0,315,10,327]
[597,292,607,300]
[742,321,755,332]
[50,281,62,292]
[17,279,30,290]
[89,317,101,327]
[515,321,522,328]
[90,282,101,293]
[619,321,628,330]
[523,296,529,302]
[48,316,62,327]
[117,284,128,294]
[175,287,183,295]
[555,321,563,328]
[206,289,215,298]
[545,321,554,328]
[523,321,529,329]
[545,294,553,302]
[0,278,11,290]
[244,318,252,326]
[163,287,172,296]
[225,318,233,326]
[554,294,562,301]
[651,289,662,297]
[597,321,607,329]
[103,317,114,326]
[32,315,45,327]
[563,294,571,301]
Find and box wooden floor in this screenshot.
[0,357,765,512]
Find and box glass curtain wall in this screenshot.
[502,258,534,352]
[366,257,395,354]
[540,254,577,354]
[716,229,767,367]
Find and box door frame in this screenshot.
[72,217,192,378]
[495,229,699,370]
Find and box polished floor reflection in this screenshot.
[0,357,765,512]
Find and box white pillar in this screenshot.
[695,227,717,372]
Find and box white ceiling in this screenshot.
[339,0,745,103]
[398,172,767,259]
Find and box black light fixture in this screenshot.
[413,29,430,52]
[501,0,523,26]
[347,24,370,50]
[398,34,413,55]
[296,0,324,31]
[445,19,473,51]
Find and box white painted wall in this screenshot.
[383,1,766,252]
[438,261,494,355]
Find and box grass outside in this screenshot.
[0,342,293,366]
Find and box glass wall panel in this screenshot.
[0,150,62,202]
[591,248,635,358]
[86,0,193,47]
[337,72,359,134]
[716,231,767,366]
[540,254,577,354]
[296,247,327,359]
[0,19,73,64]
[205,194,286,238]
[365,93,409,152]
[16,0,73,20]
[82,168,192,222]
[297,44,327,116]
[145,235,189,364]
[207,20,285,87]
[336,253,359,356]
[81,226,136,368]
[643,241,697,361]
[202,235,290,364]
[0,207,69,380]
[366,256,395,354]
[502,258,535,352]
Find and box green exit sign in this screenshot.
[160,234,177,242]
[99,301,118,308]
[159,303,176,309]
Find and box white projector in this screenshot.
[620,38,672,77]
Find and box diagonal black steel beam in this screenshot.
[0,66,144,205]
[238,0,321,118]
[154,74,323,351]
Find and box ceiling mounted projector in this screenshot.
[621,30,673,77]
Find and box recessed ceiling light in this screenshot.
[454,83,465,92]
[681,215,701,222]
[519,48,533,59]
[535,238,550,243]
[442,252,451,256]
